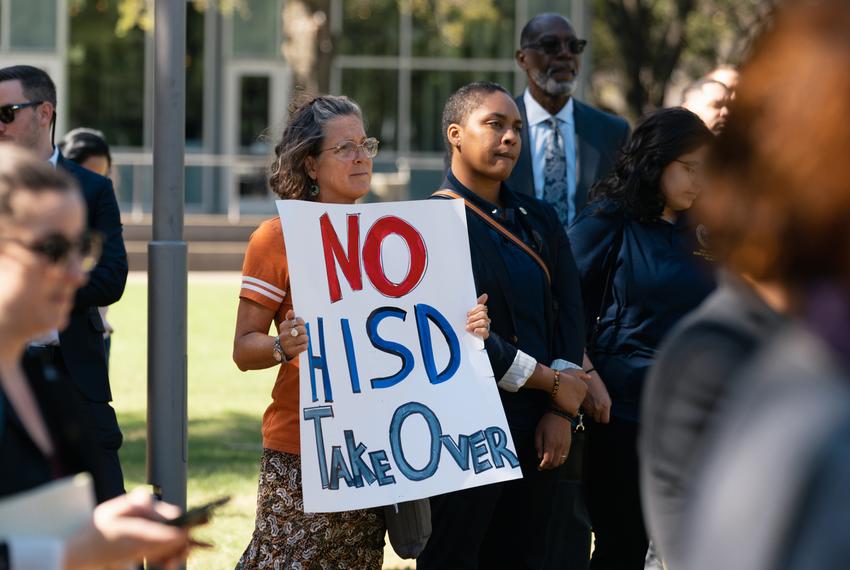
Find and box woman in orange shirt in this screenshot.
[233,95,491,569]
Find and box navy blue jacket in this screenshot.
[568,199,715,421]
[57,155,128,402]
[507,96,630,215]
[435,172,585,432]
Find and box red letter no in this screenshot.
[319,213,427,302]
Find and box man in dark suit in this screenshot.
[508,13,630,570]
[0,65,128,502]
[509,13,630,226]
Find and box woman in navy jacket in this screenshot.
[568,108,715,569]
[417,81,590,569]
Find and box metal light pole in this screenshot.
[148,0,188,520]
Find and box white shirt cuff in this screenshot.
[498,350,537,392]
[551,359,582,371]
[8,536,64,569]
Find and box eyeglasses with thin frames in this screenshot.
[522,37,587,56]
[0,101,44,124]
[319,137,380,160]
[0,230,102,272]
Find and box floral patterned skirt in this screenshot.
[236,449,386,570]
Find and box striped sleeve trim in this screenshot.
[243,276,286,297]
[241,282,284,303]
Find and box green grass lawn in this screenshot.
[108,273,413,570]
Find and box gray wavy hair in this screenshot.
[270,95,363,200]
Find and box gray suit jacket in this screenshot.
[683,323,850,570]
[506,95,630,215]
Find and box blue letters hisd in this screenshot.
[306,303,462,403]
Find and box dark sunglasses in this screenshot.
[2,230,103,271]
[0,101,44,125]
[522,37,587,56]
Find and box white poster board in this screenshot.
[277,199,522,513]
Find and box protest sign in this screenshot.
[277,199,522,513]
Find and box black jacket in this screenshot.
[434,172,585,431]
[0,353,101,499]
[57,155,128,402]
[569,199,715,421]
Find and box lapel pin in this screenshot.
[519,207,528,215]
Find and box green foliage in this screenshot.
[590,0,778,120]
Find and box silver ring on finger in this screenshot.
[290,327,299,337]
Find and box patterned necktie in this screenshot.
[543,117,570,227]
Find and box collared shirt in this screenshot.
[523,89,577,221]
[47,146,59,168]
[29,147,62,348]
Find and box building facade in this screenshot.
[0,0,584,219]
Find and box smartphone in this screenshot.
[165,495,230,528]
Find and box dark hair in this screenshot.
[441,81,512,155]
[0,65,57,111]
[0,144,77,220]
[589,107,714,221]
[59,128,112,169]
[519,13,571,47]
[681,77,729,104]
[269,95,363,200]
[698,0,850,294]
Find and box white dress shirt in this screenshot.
[523,89,578,222]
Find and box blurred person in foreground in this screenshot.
[0,143,191,569]
[568,107,715,569]
[680,1,850,569]
[59,127,116,362]
[231,94,492,568]
[639,273,787,568]
[681,78,731,134]
[418,80,589,570]
[0,65,128,502]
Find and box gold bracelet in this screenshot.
[551,369,561,398]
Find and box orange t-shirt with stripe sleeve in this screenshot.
[239,217,302,455]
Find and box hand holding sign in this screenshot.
[465,293,490,340]
[278,310,308,360]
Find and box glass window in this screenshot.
[68,0,145,146]
[239,75,271,154]
[339,0,399,56]
[410,70,515,153]
[412,0,515,59]
[186,3,205,147]
[10,0,56,51]
[239,170,270,199]
[232,0,282,58]
[341,69,398,151]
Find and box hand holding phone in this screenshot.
[165,496,230,528]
